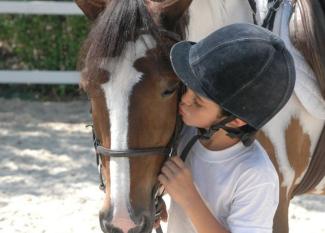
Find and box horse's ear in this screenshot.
[75,0,107,20]
[80,67,109,97]
[146,0,192,26]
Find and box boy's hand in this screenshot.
[158,156,198,209]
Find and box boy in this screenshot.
[158,23,295,233]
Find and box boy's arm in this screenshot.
[158,156,230,233]
[182,187,230,233]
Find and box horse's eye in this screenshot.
[162,88,177,97]
[161,83,179,97]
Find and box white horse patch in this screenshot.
[100,34,156,230]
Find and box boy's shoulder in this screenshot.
[234,141,279,187]
[239,141,273,169]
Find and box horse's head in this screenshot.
[77,0,191,232]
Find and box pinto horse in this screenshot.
[75,0,325,233]
[187,0,325,232]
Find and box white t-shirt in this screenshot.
[167,126,279,233]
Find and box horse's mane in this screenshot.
[79,0,188,79]
[290,0,325,99]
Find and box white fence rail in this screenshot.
[0,1,84,84]
[0,1,83,15]
[0,71,80,84]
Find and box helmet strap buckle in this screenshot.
[201,115,255,146]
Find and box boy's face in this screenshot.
[179,88,223,129]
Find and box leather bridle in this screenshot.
[88,27,183,188]
[89,109,183,191]
[86,28,184,233]
[88,92,183,233]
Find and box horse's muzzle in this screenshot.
[99,209,153,233]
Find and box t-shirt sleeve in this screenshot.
[227,178,279,233]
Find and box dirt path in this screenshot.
[0,99,324,233]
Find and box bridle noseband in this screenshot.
[96,145,172,158]
[88,109,182,192]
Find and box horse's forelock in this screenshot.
[79,0,188,83]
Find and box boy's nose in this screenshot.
[180,89,194,106]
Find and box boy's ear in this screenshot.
[228,118,247,128]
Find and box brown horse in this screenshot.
[75,0,325,233]
[76,0,190,232]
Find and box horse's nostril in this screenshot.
[100,213,139,233]
[102,224,123,233]
[99,208,154,233]
[99,211,117,233]
[112,218,137,232]
[129,214,152,233]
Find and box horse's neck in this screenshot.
[261,93,324,195]
[187,0,254,41]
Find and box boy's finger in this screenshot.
[158,174,168,185]
[171,156,185,168]
[161,165,174,178]
[165,160,180,173]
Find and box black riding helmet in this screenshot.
[170,23,295,147]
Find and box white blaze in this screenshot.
[100,35,156,231]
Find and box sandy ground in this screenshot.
[1,99,324,233]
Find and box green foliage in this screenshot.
[0,14,89,70]
[0,11,91,100]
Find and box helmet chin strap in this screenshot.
[180,116,234,161]
[221,125,255,147]
[180,115,254,161]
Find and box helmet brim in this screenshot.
[170,41,209,100]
